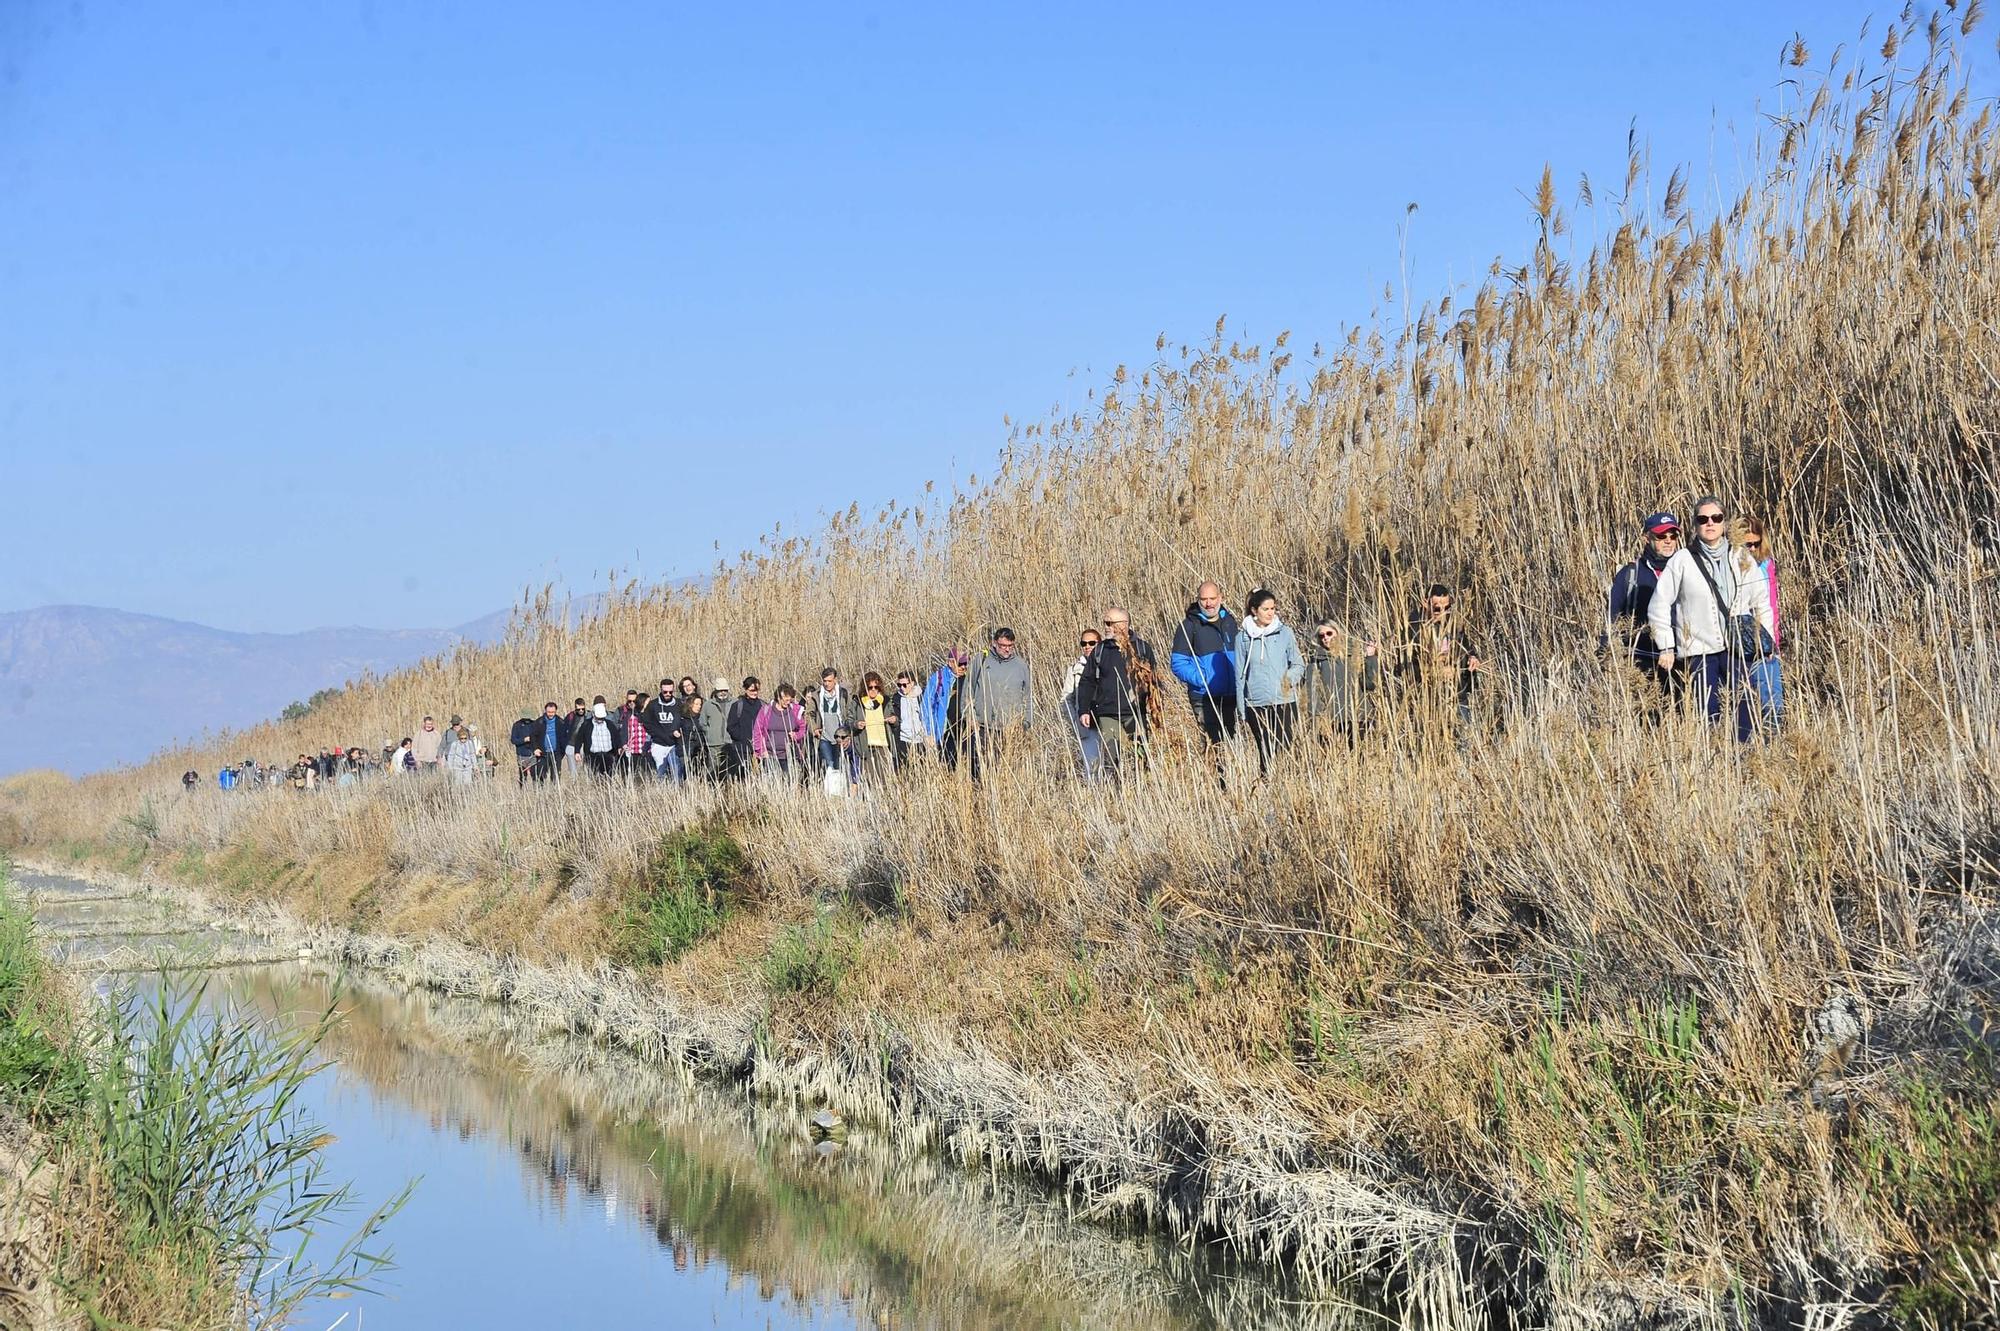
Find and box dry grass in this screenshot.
[10,15,2000,1325]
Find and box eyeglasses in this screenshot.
[1744,541,1763,550]
[1653,529,1681,539]
[1080,638,1099,647]
[1102,619,1127,627]
[1695,513,1725,525]
[1317,631,1336,640]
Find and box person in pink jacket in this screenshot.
[752,684,809,781]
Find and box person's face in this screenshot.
[544,705,557,718]
[423,719,435,731]
[679,679,696,697]
[625,693,638,707]
[1316,626,1337,649]
[897,677,914,693]
[1252,599,1278,627]
[687,696,702,712]
[1102,614,1129,633]
[822,673,838,690]
[744,683,760,698]
[994,636,1016,658]
[1693,505,1726,539]
[1197,587,1222,616]
[1651,527,1681,554]
[1080,633,1100,653]
[1743,533,1763,556]
[1427,595,1451,618]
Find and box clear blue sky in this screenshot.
[0,1,1905,632]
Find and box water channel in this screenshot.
[16,870,1384,1331]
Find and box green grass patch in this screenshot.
[763,908,857,997]
[616,822,750,968]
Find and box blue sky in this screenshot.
[0,1,1910,631]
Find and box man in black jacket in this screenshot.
[1075,607,1156,779]
[509,712,542,786]
[640,680,686,781]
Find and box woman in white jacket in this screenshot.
[1645,496,1775,740]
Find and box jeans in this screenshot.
[1679,651,1753,742]
[1747,657,1785,732]
[1066,699,1102,780]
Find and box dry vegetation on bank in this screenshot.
[9,16,2000,1327]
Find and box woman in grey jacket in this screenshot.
[1303,621,1381,745]
[1234,588,1306,776]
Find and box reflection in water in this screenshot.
[24,876,1393,1331]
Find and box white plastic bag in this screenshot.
[822,766,849,798]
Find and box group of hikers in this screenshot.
[184,715,498,793]
[183,499,1786,796]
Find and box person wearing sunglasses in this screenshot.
[1647,495,1774,740]
[1603,511,1683,701]
[1740,517,1784,730]
[1060,628,1105,780]
[1400,583,1484,732]
[1075,609,1157,779]
[1303,619,1381,746]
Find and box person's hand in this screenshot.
[1657,650,1677,671]
[1363,640,1380,657]
[1079,713,1095,729]
[1467,656,1484,672]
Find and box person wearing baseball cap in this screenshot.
[1603,512,1681,700]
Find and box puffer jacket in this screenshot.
[1648,542,1773,658]
[1169,604,1238,701]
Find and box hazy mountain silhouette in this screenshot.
[0,600,593,778]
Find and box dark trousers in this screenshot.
[1194,695,1238,744]
[1675,651,1753,742]
[584,749,619,777]
[1243,702,1297,776]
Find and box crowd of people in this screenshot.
[183,499,1785,796]
[183,714,498,793]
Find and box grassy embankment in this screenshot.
[0,862,401,1328]
[9,16,2000,1326]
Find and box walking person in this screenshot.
[1235,588,1306,777]
[1399,584,1484,737]
[1302,621,1380,747]
[807,668,860,791]
[753,684,808,780]
[1061,628,1105,780]
[699,678,737,781]
[1741,517,1785,731]
[680,694,710,780]
[446,725,480,785]
[1075,608,1157,779]
[1646,496,1774,742]
[564,697,589,776]
[856,672,895,787]
[1170,583,1239,751]
[889,671,931,770]
[726,678,767,778]
[924,649,969,771]
[965,628,1032,781]
[642,680,687,780]
[1604,512,1683,717]
[411,716,445,773]
[573,697,623,777]
[509,711,541,786]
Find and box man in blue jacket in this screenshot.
[1170,582,1239,746]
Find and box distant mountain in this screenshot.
[0,604,516,778]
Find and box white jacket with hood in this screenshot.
[1647,540,1774,657]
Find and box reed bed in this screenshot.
[9,15,2000,1326]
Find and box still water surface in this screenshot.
[18,872,1375,1331]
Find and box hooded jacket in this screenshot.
[1234,619,1306,707]
[1648,542,1773,658]
[1169,604,1238,701]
